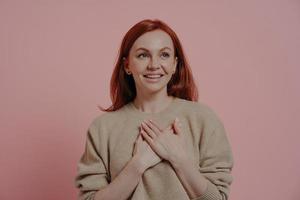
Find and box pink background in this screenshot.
[1,1,299,199]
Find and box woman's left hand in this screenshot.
[140,118,190,165]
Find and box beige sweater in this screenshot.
[74,97,234,200]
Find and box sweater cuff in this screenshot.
[191,180,221,200]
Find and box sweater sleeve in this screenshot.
[74,121,109,200]
[193,115,234,200]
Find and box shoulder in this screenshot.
[89,104,129,131]
[177,98,224,129]
[177,98,219,117]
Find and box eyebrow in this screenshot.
[135,47,172,52]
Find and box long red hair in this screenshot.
[99,19,199,112]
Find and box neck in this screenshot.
[133,89,174,114]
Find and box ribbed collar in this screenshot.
[124,96,182,119]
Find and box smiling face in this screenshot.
[124,29,178,96]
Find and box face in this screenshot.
[124,29,178,95]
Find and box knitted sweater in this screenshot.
[74,97,234,200]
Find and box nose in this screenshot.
[147,57,160,70]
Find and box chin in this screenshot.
[140,84,167,94]
[136,76,172,94]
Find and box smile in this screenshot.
[143,74,164,79]
[143,74,164,82]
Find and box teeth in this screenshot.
[144,75,162,78]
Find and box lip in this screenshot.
[143,74,164,83]
[143,73,164,76]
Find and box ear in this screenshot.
[173,57,178,74]
[123,57,129,72]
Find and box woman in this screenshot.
[74,19,234,200]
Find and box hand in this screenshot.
[140,118,190,165]
[132,127,162,171]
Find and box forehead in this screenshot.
[132,30,174,51]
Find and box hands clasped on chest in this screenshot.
[133,117,191,171]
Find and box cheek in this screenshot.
[163,62,175,73]
[130,60,148,72]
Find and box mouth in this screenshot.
[143,74,164,79]
[142,74,164,83]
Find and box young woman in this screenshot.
[74,19,234,200]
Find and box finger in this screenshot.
[135,128,142,142]
[161,124,173,135]
[141,121,157,138]
[148,119,163,132]
[165,124,173,130]
[146,120,162,135]
[141,129,154,145]
[137,132,143,141]
[173,118,182,135]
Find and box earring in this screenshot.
[122,57,131,75]
[174,57,178,73]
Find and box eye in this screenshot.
[161,52,170,58]
[137,53,149,58]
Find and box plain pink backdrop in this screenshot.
[1,1,299,200]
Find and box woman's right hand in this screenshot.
[132,127,162,171]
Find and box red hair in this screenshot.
[99,19,199,112]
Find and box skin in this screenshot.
[94,30,208,200]
[140,118,209,199]
[127,29,209,198]
[124,29,178,114]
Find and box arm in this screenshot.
[75,122,146,200]
[171,158,209,199]
[170,119,234,200]
[94,155,146,200]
